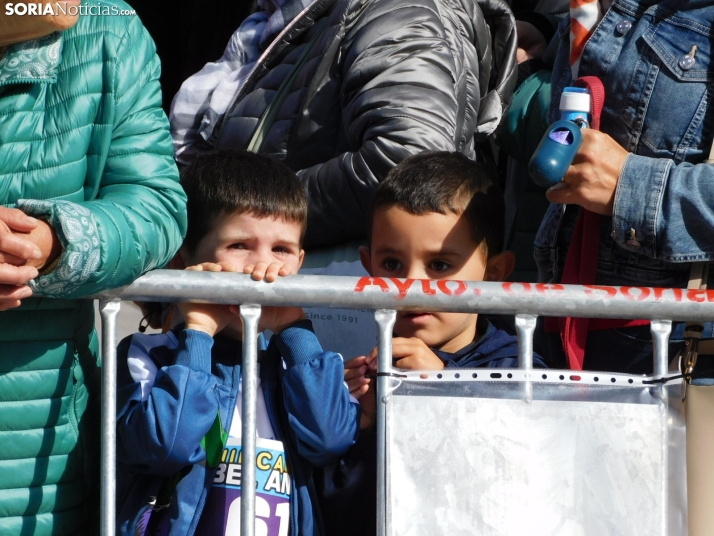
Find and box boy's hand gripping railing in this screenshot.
[93,272,714,536]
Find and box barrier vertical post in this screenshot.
[515,314,537,370]
[650,319,672,536]
[515,314,537,403]
[651,319,672,378]
[375,309,397,536]
[99,299,121,536]
[240,304,262,536]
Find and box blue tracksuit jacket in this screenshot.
[115,319,360,536]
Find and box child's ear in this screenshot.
[168,250,187,270]
[484,250,515,282]
[358,246,373,275]
[298,249,305,270]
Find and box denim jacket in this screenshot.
[535,0,714,288]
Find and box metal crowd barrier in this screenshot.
[94,271,714,536]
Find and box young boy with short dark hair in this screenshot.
[115,150,361,536]
[321,151,545,536]
[348,151,545,396]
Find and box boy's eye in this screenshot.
[429,260,450,272]
[228,243,247,250]
[381,258,402,272]
[273,246,291,254]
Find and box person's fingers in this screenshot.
[344,364,368,382]
[0,281,33,311]
[0,299,22,311]
[346,374,368,392]
[344,355,367,369]
[263,262,283,282]
[217,262,238,272]
[278,264,293,276]
[200,262,223,272]
[247,262,268,281]
[350,383,370,399]
[366,350,378,370]
[545,180,575,205]
[391,338,420,358]
[394,356,414,370]
[0,263,38,286]
[0,283,33,300]
[0,207,38,233]
[0,231,41,261]
[185,264,204,271]
[0,250,28,266]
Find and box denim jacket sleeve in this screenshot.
[613,156,714,262]
[274,319,360,467]
[116,329,220,476]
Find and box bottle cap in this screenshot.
[560,89,591,113]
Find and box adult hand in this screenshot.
[0,207,41,265]
[516,21,547,64]
[0,207,43,311]
[0,264,38,311]
[546,129,629,215]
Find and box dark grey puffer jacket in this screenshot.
[213,0,517,248]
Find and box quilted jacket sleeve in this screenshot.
[298,0,471,248]
[21,14,187,298]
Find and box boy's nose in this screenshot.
[247,247,276,267]
[404,266,427,280]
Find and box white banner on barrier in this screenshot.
[387,380,686,536]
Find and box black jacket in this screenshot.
[210,0,517,248]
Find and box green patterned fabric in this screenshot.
[0,32,62,85]
[0,2,187,534]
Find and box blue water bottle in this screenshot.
[528,87,591,188]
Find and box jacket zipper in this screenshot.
[186,361,242,535]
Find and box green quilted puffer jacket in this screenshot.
[0,3,187,534]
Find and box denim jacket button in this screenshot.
[679,53,696,71]
[626,228,641,248]
[626,239,641,248]
[615,20,632,35]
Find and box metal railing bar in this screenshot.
[89,272,714,322]
[99,299,121,536]
[239,304,262,536]
[374,309,397,536]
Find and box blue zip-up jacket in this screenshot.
[436,317,547,368]
[115,320,360,536]
[317,317,545,536]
